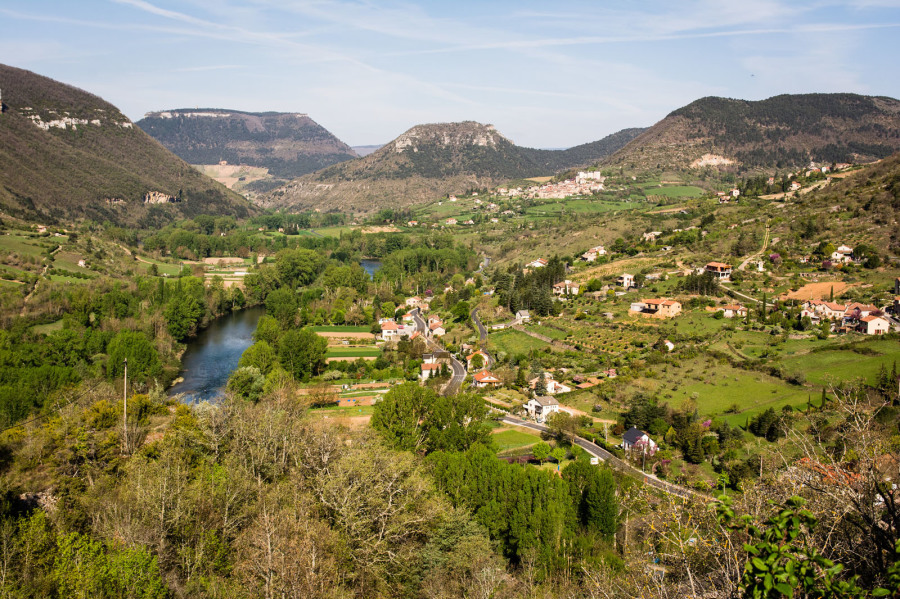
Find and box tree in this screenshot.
[469,354,485,371]
[550,446,566,468]
[265,287,299,329]
[106,331,161,384]
[424,393,492,453]
[228,366,265,402]
[274,248,323,288]
[238,340,277,375]
[254,315,282,346]
[532,441,551,465]
[277,328,327,381]
[546,411,578,443]
[371,382,436,452]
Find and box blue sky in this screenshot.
[2,1,899,148]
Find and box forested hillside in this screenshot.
[0,64,252,227]
[606,93,900,171]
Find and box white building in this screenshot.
[525,396,559,423]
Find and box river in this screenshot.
[360,259,381,279]
[169,306,265,403]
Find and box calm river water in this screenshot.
[169,306,265,403]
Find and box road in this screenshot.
[737,223,770,272]
[469,308,495,368]
[413,308,466,395]
[500,415,709,501]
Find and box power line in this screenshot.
[0,382,103,436]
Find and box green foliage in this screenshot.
[53,533,168,599]
[371,383,492,454]
[106,331,161,384]
[532,441,551,464]
[562,460,617,538]
[238,340,277,374]
[277,328,327,381]
[265,287,299,329]
[715,495,896,599]
[227,366,265,402]
[749,408,784,441]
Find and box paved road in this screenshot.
[470,308,495,368]
[413,308,466,395]
[500,415,709,501]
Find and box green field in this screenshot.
[778,339,900,387]
[0,234,52,258]
[647,358,809,426]
[325,347,382,358]
[311,325,373,333]
[525,323,570,340]
[525,199,644,218]
[309,404,375,416]
[31,320,64,335]
[643,186,706,198]
[489,329,550,356]
[493,428,542,451]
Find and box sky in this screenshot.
[2,1,900,148]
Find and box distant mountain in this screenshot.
[605,93,900,171]
[137,109,358,178]
[352,145,383,157]
[0,64,252,227]
[260,121,644,213]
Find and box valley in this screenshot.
[0,62,898,599]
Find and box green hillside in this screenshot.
[0,64,253,227]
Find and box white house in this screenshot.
[420,363,442,381]
[552,280,580,296]
[581,246,606,262]
[705,262,732,280]
[717,304,747,318]
[380,321,400,341]
[617,273,635,289]
[526,258,548,269]
[473,370,502,388]
[429,322,446,337]
[621,427,658,456]
[525,396,559,423]
[858,316,890,335]
[515,310,531,323]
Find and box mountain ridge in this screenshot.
[0,64,253,227]
[260,121,645,213]
[137,109,358,179]
[605,93,900,171]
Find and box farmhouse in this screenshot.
[420,363,442,381]
[717,304,747,318]
[473,370,502,388]
[515,310,531,323]
[525,396,559,423]
[844,303,879,318]
[621,427,658,456]
[581,246,606,262]
[705,262,732,280]
[801,300,847,321]
[428,322,446,337]
[617,273,635,289]
[552,280,580,296]
[633,298,682,318]
[858,315,890,335]
[526,258,548,269]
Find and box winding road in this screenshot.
[413,308,466,395]
[500,415,709,501]
[470,308,495,368]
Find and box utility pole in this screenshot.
[123,358,128,453]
